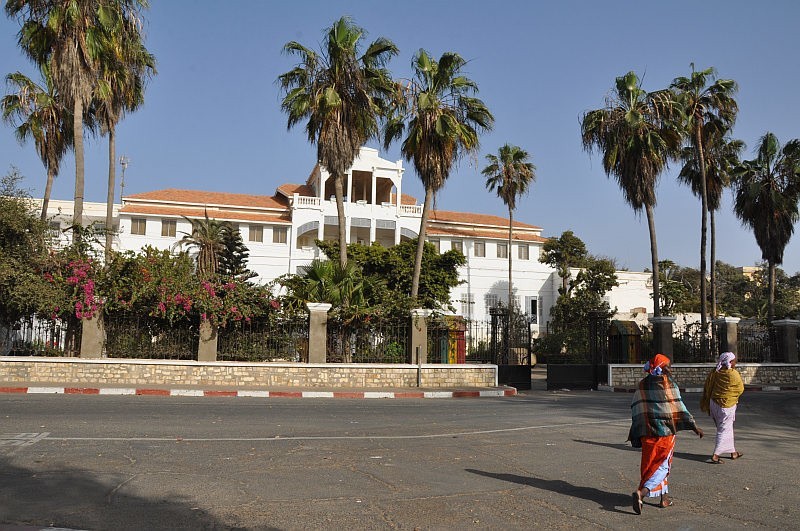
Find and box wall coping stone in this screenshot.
[0,357,495,370]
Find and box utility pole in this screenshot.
[119,155,130,201]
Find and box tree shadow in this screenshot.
[0,456,271,530]
[465,468,631,514]
[573,438,709,463]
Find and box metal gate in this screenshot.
[490,308,532,390]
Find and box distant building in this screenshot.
[38,147,655,329]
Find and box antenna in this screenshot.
[119,155,130,200]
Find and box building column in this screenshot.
[410,309,432,364]
[713,317,740,356]
[648,315,676,360]
[772,319,799,363]
[306,303,332,363]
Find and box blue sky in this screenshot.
[2,1,800,273]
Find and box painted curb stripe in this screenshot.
[65,388,100,394]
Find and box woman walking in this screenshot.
[700,351,745,463]
[628,353,704,514]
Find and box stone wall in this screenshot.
[608,363,800,388]
[0,357,497,389]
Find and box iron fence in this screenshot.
[428,315,532,365]
[0,318,80,356]
[217,315,309,362]
[104,314,197,360]
[326,316,409,363]
[737,322,775,362]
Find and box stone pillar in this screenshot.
[80,314,105,358]
[306,303,332,363]
[772,319,799,363]
[648,315,676,360]
[410,309,432,364]
[713,317,740,356]
[197,319,218,362]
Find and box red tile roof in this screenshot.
[119,204,291,224]
[426,224,547,242]
[125,189,287,209]
[276,183,314,198]
[429,210,540,230]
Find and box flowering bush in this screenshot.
[102,246,280,327]
[42,255,102,321]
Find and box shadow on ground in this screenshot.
[465,468,631,514]
[573,438,709,463]
[0,457,267,531]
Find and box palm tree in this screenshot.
[733,132,800,323]
[581,71,681,317]
[6,0,150,241]
[278,16,398,269]
[482,144,535,310]
[384,50,494,300]
[2,64,72,220]
[93,33,156,259]
[678,123,744,317]
[670,65,738,334]
[175,213,231,280]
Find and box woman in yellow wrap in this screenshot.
[700,351,745,464]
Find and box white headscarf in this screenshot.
[716,351,736,372]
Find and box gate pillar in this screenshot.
[306,303,332,363]
[713,317,740,356]
[772,319,800,363]
[649,315,676,360]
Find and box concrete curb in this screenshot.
[597,384,799,393]
[0,386,518,399]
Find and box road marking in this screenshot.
[0,432,50,447]
[38,419,625,443]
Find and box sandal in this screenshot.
[731,452,744,460]
[660,496,674,508]
[632,491,643,515]
[709,456,723,464]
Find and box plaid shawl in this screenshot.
[628,374,698,448]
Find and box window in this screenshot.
[451,240,463,253]
[48,221,61,237]
[131,218,146,236]
[459,293,474,317]
[497,243,508,258]
[518,244,529,260]
[273,226,288,244]
[249,224,263,242]
[473,241,485,257]
[525,296,539,324]
[161,219,176,237]
[485,293,499,309]
[429,239,440,253]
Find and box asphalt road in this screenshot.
[1,390,798,530]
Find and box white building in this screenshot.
[41,147,655,330]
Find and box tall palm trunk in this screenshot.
[696,128,709,355]
[333,174,348,269]
[767,261,776,324]
[710,208,717,318]
[645,203,661,317]
[507,207,513,309]
[411,187,434,300]
[105,125,116,261]
[40,166,55,221]
[72,99,84,242]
